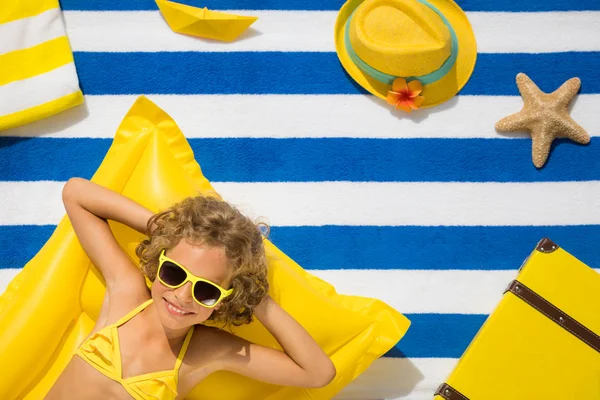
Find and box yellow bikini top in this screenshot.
[75,299,195,400]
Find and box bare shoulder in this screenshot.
[185,325,235,367]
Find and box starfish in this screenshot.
[495,73,590,168]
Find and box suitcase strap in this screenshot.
[435,383,469,400]
[505,280,600,353]
[435,279,600,400]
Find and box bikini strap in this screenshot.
[174,325,195,372]
[114,298,154,327]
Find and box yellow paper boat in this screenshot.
[156,0,258,42]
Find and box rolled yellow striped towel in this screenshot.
[0,0,83,131]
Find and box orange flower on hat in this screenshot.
[386,78,425,112]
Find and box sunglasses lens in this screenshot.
[194,281,221,306]
[159,261,187,286]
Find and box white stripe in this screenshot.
[1,265,597,314]
[0,63,80,116]
[62,10,600,53]
[4,94,598,139]
[315,269,512,314]
[2,181,600,227]
[215,181,600,226]
[0,266,509,314]
[0,268,20,296]
[0,267,505,313]
[315,268,600,314]
[468,11,600,53]
[0,8,65,55]
[335,358,456,400]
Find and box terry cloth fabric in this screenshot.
[0,0,83,131]
[0,0,599,399]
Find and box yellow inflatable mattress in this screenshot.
[0,96,410,400]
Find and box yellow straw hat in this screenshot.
[335,0,477,111]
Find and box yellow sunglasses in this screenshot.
[157,249,233,308]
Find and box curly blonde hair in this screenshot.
[135,194,269,327]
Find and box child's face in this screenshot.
[151,239,231,328]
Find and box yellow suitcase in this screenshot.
[434,238,600,400]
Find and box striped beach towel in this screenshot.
[0,0,83,131]
[0,0,599,398]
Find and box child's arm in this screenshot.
[62,177,154,289]
[217,295,336,388]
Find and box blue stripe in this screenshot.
[387,314,487,358]
[1,226,55,268]
[60,0,600,11]
[2,225,599,270]
[1,137,598,182]
[72,52,600,95]
[270,226,600,271]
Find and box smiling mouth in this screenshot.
[163,298,194,316]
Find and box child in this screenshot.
[45,177,336,399]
